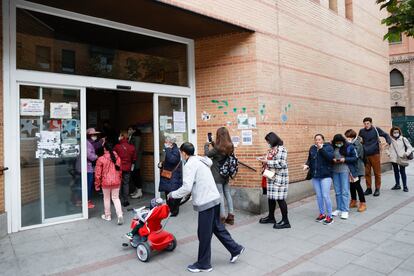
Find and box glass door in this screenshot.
[19,84,86,227]
[154,95,189,197]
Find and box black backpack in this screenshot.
[219,153,239,179]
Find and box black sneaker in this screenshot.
[373,189,380,197]
[259,216,276,224]
[364,188,372,195]
[391,185,401,190]
[187,264,213,273]
[403,187,409,192]
[315,214,326,223]
[122,201,130,207]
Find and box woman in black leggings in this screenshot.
[345,129,366,212]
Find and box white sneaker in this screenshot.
[131,189,143,199]
[101,214,111,221]
[332,210,341,217]
[340,212,349,220]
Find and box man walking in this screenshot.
[169,142,244,273]
[358,117,391,197]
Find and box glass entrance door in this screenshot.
[19,84,86,227]
[154,96,189,196]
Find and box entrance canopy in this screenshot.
[27,0,253,38]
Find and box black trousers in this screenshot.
[350,178,366,203]
[197,204,242,268]
[120,172,131,204]
[130,169,142,193]
[164,192,181,216]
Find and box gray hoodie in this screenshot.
[171,155,221,212]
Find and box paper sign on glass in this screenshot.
[20,99,44,116]
[51,103,72,119]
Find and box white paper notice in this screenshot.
[173,111,186,122]
[20,99,44,116]
[174,121,186,133]
[51,103,72,119]
[242,130,253,146]
[36,131,61,158]
[237,114,249,129]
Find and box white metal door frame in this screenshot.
[16,82,87,232]
[3,0,197,232]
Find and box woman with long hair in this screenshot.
[95,142,123,224]
[204,127,236,224]
[258,132,290,229]
[331,134,357,220]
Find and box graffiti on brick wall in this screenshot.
[281,103,293,123]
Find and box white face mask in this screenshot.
[91,136,98,141]
[119,137,122,141]
[393,133,400,138]
[346,138,353,143]
[268,143,272,148]
[164,143,170,148]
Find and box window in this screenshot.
[61,50,76,73]
[391,106,405,119]
[345,0,353,21]
[388,30,402,44]
[35,45,51,70]
[329,0,338,13]
[390,69,404,87]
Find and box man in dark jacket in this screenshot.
[358,117,391,197]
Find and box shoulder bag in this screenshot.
[160,161,181,180]
[402,137,414,160]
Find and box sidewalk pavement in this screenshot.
[1,163,414,276]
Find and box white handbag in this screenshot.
[263,169,276,179]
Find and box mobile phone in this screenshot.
[207,132,212,143]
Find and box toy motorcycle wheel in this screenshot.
[136,242,151,262]
[165,237,177,252]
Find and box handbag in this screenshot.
[402,137,414,160]
[392,142,409,167]
[263,169,276,180]
[160,161,181,180]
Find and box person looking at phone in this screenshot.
[204,127,236,225]
[304,134,335,225]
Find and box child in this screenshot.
[95,142,124,225]
[125,198,164,240]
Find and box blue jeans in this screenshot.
[87,172,94,200]
[312,178,333,217]
[333,172,350,212]
[392,163,407,187]
[217,183,234,217]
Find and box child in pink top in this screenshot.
[95,142,124,224]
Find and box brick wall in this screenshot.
[166,0,391,187]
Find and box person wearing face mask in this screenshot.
[388,127,413,192]
[168,142,244,273]
[258,132,290,229]
[344,129,367,212]
[158,136,182,216]
[114,131,136,207]
[304,134,334,225]
[331,134,358,220]
[85,128,99,209]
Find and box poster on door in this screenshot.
[50,103,72,119]
[173,111,186,133]
[35,131,61,158]
[20,99,44,116]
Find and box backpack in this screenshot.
[219,153,239,179]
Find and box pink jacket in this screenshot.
[95,151,122,189]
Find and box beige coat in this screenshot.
[388,136,413,163]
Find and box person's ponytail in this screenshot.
[104,142,120,171]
